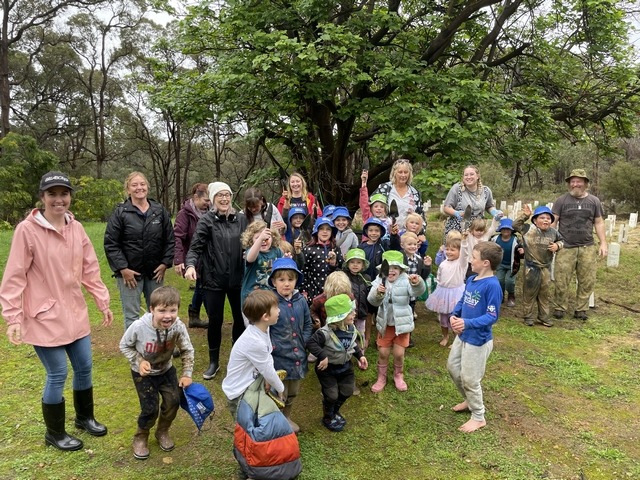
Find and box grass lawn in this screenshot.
[0,218,639,480]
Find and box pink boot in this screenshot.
[393,363,407,391]
[371,363,388,393]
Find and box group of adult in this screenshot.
[0,162,606,451]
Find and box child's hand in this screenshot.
[179,376,192,388]
[548,242,559,253]
[450,316,465,334]
[439,245,445,252]
[408,274,421,285]
[139,360,151,376]
[358,356,368,370]
[258,228,272,242]
[326,250,337,266]
[311,316,321,329]
[377,284,386,294]
[390,223,399,235]
[523,203,532,217]
[361,170,368,188]
[317,357,329,371]
[272,220,286,232]
[424,255,432,266]
[294,238,302,253]
[518,247,524,256]
[418,234,426,244]
[283,251,293,258]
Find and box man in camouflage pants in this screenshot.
[552,169,608,321]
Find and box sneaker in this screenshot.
[321,415,344,432]
[524,318,534,326]
[334,412,346,426]
[574,310,588,321]
[538,318,554,327]
[553,310,565,320]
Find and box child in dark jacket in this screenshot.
[342,248,371,347]
[301,217,344,304]
[268,258,313,434]
[306,294,368,432]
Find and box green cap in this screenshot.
[343,248,370,270]
[381,250,408,270]
[369,193,388,206]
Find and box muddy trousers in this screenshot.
[522,264,551,322]
[132,366,180,430]
[553,245,597,313]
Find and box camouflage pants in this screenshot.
[553,245,598,313]
[522,264,551,322]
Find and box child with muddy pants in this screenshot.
[513,205,564,327]
[119,286,195,459]
[447,242,503,433]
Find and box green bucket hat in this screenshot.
[368,193,388,207]
[565,169,589,183]
[381,250,408,270]
[325,294,356,324]
[343,248,370,270]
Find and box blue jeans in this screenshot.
[189,278,205,313]
[34,335,93,404]
[117,275,163,330]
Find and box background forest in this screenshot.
[1,0,640,222]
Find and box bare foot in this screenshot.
[451,401,469,412]
[439,337,449,347]
[458,418,486,433]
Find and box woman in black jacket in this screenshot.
[185,182,247,379]
[104,172,175,331]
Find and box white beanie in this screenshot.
[208,182,233,202]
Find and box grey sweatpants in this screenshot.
[447,336,493,422]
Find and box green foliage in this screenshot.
[70,176,124,222]
[0,133,58,224]
[600,161,640,209]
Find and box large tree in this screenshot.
[161,0,639,206]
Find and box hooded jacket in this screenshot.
[174,198,206,266]
[104,198,175,278]
[0,210,110,347]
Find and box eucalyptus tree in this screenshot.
[158,0,639,207]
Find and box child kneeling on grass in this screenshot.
[119,286,195,459]
[306,294,368,431]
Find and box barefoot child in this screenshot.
[425,231,468,347]
[119,286,195,459]
[367,250,425,392]
[447,242,503,433]
[306,294,368,431]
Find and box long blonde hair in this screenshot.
[287,172,309,199]
[390,159,414,186]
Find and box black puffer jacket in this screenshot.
[184,210,247,290]
[104,198,175,278]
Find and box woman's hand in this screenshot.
[101,309,114,327]
[184,266,197,281]
[174,263,185,276]
[7,324,22,346]
[121,268,140,289]
[153,264,167,282]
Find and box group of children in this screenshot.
[117,193,564,475]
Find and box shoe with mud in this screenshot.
[322,415,344,432]
[506,294,516,307]
[537,318,554,327]
[524,318,534,327]
[574,310,588,321]
[553,310,565,320]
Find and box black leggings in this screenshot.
[203,287,244,350]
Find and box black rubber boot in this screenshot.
[42,399,83,451]
[73,387,107,437]
[188,308,209,328]
[202,348,220,380]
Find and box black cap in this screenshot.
[39,171,74,192]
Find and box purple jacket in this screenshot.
[174,199,202,266]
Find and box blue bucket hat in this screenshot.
[287,206,307,222]
[269,257,304,287]
[362,217,387,237]
[323,205,336,218]
[497,218,515,232]
[180,383,214,432]
[331,206,351,220]
[312,216,337,237]
[532,206,555,224]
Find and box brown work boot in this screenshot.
[133,428,150,460]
